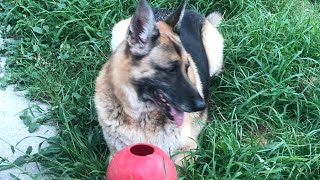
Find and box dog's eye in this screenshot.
[166,65,178,73]
[165,61,180,73]
[185,63,190,73]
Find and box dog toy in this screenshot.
[106,143,177,180]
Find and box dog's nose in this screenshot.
[193,98,206,111]
[179,98,207,112]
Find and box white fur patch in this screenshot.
[202,20,224,77]
[111,18,131,51]
[206,12,223,27]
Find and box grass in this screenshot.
[0,0,320,179]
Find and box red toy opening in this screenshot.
[130,144,154,156]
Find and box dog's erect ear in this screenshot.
[127,0,159,56]
[165,0,186,32]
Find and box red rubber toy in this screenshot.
[106,143,177,180]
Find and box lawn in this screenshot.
[1,0,320,179]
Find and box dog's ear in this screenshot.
[127,0,159,56]
[165,0,186,32]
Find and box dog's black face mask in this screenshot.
[127,0,206,125]
[134,61,206,125]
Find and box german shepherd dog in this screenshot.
[95,0,224,164]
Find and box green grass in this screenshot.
[1,0,320,179]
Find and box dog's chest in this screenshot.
[104,113,198,154]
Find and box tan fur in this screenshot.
[203,12,224,76]
[95,21,207,164]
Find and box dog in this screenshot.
[94,0,224,164]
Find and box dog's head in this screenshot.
[113,0,206,125]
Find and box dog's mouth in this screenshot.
[152,91,184,126]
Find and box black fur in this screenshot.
[179,10,210,99]
[133,62,206,113]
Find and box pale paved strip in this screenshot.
[0,38,57,179]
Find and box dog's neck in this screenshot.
[111,90,167,126]
[112,86,166,124]
[105,55,167,124]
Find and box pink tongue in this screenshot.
[170,106,184,126]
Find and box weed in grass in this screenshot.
[0,0,319,179]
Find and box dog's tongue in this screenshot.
[170,106,184,126]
